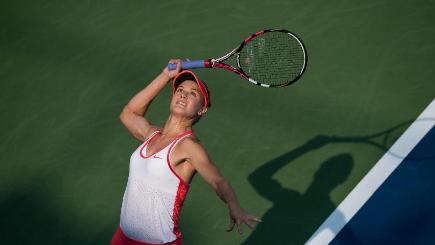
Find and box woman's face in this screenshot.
[170,80,206,119]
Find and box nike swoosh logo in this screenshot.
[153,155,163,159]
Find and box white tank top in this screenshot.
[120,130,193,244]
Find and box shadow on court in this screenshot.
[0,186,113,245]
[244,135,354,245]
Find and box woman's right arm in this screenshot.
[119,59,180,141]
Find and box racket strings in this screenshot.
[239,31,306,86]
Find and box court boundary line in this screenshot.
[305,99,435,245]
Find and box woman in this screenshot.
[110,59,261,245]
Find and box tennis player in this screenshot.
[110,59,261,245]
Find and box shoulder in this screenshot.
[176,135,209,159]
[178,136,205,151]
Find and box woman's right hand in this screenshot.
[162,59,182,80]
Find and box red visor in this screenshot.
[172,70,210,108]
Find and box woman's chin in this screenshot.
[170,107,195,118]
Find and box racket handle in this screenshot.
[167,60,207,70]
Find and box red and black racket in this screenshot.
[168,29,307,88]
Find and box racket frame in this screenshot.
[169,29,308,88]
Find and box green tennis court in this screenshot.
[1,0,434,244]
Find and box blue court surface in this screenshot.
[307,100,435,244]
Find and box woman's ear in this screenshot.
[198,107,208,116]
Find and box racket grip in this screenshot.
[167,60,207,70]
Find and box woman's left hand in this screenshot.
[226,205,262,234]
[162,59,182,80]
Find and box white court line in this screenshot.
[305,99,435,245]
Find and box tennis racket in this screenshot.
[167,29,307,88]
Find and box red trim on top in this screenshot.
[139,131,161,159]
[172,182,189,240]
[166,131,193,186]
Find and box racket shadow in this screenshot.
[329,118,435,161]
[245,135,356,245]
[244,119,435,244]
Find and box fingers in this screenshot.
[226,218,235,232]
[244,220,255,229]
[248,215,263,223]
[227,214,263,234]
[168,59,181,73]
[236,220,243,234]
[243,215,262,230]
[163,59,182,80]
[168,58,181,64]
